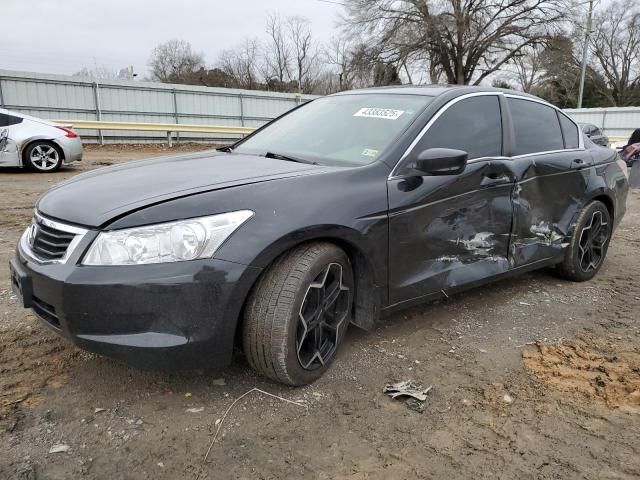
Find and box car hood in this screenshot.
[37,151,333,227]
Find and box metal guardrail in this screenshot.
[2,69,313,145]
[52,119,256,146]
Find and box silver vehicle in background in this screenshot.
[0,108,82,172]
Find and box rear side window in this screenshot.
[508,98,563,155]
[0,113,23,127]
[413,95,502,160]
[558,113,580,149]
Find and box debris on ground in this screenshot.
[48,444,71,454]
[384,381,433,401]
[203,388,307,461]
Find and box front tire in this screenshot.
[556,200,612,282]
[242,243,353,386]
[23,141,63,172]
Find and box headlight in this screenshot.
[82,210,253,266]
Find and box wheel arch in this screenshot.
[233,227,383,349]
[20,137,65,165]
[591,193,614,221]
[565,190,616,238]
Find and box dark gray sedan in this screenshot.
[10,85,630,385]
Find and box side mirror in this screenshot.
[0,129,8,151]
[413,148,468,176]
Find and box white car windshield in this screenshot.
[233,94,433,167]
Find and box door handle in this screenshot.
[482,161,514,186]
[571,158,586,169]
[482,171,510,186]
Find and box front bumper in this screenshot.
[10,243,262,370]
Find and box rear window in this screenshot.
[508,98,563,156]
[558,113,580,149]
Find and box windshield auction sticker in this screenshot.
[361,148,379,157]
[354,108,405,120]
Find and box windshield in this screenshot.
[233,94,433,167]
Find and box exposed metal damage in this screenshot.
[530,222,565,245]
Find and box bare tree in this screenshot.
[589,0,640,106]
[513,45,545,93]
[323,37,361,91]
[72,65,120,81]
[343,0,568,85]
[263,13,292,89]
[219,38,262,90]
[287,16,320,93]
[324,37,349,91]
[148,39,205,83]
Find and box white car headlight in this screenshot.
[82,210,253,266]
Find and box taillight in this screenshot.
[56,126,78,138]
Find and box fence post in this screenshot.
[239,94,245,127]
[172,89,180,145]
[0,77,5,108]
[167,131,173,148]
[93,81,104,145]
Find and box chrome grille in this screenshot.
[21,212,88,264]
[31,221,75,260]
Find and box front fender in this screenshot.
[218,223,386,331]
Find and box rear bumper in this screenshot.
[55,136,83,163]
[10,244,262,370]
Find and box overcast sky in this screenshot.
[1,0,344,77]
[2,0,606,80]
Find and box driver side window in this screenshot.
[411,95,503,160]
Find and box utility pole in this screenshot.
[577,0,594,109]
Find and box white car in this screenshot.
[0,108,83,172]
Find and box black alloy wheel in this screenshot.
[577,209,609,273]
[296,262,350,370]
[242,243,354,385]
[556,200,612,282]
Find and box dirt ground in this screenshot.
[1,145,639,480]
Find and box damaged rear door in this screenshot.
[505,96,590,267]
[387,94,514,306]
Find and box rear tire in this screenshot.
[242,243,353,386]
[23,141,63,172]
[556,200,611,282]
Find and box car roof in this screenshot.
[1,108,58,126]
[330,84,541,100]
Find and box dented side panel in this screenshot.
[387,160,513,305]
[508,151,591,267]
